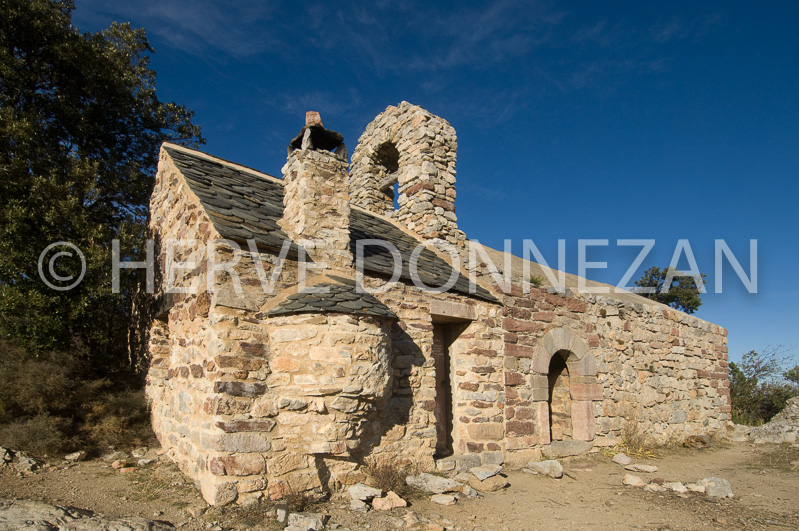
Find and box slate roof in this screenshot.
[266,280,397,319]
[164,145,496,302]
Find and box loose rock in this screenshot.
[701,477,733,498]
[430,494,457,506]
[347,483,383,501]
[131,447,149,458]
[102,450,128,462]
[64,451,87,462]
[350,499,369,512]
[468,473,509,492]
[526,460,563,479]
[371,491,407,511]
[622,474,646,487]
[14,456,38,473]
[406,473,461,494]
[469,464,502,481]
[287,512,326,530]
[686,482,706,493]
[0,448,11,464]
[663,481,688,494]
[612,453,633,466]
[276,502,288,522]
[625,464,659,473]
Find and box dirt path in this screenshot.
[0,440,797,530]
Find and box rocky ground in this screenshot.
[0,435,797,530]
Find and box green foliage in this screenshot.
[634,266,706,314]
[729,347,799,425]
[785,365,799,385]
[528,274,545,287]
[0,0,202,367]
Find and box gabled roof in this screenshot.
[163,145,496,302]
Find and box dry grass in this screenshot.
[283,491,327,513]
[362,457,423,499]
[611,406,658,459]
[82,389,156,450]
[752,443,799,472]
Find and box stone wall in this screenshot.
[146,148,222,501]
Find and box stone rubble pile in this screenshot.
[750,396,799,444]
[0,447,39,474]
[612,451,732,498]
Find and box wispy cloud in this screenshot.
[268,88,363,120]
[298,0,565,74]
[74,0,286,59]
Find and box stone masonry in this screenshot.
[142,103,730,506]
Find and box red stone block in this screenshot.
[215,356,264,371]
[506,420,535,436]
[505,343,533,358]
[503,317,543,332]
[566,298,587,313]
[544,293,566,307]
[466,442,484,453]
[504,371,524,386]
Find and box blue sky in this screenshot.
[73,1,799,366]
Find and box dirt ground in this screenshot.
[1,440,797,530]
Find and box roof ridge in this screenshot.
[161,142,283,185]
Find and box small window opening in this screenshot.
[374,142,400,213]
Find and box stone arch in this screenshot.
[349,101,465,246]
[530,326,602,443]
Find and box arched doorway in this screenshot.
[530,327,602,445]
[547,350,572,441]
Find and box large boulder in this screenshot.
[0,499,174,530]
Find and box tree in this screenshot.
[785,365,799,385]
[729,347,799,425]
[633,266,705,314]
[0,0,203,366]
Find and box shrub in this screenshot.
[0,339,154,457]
[0,414,74,457]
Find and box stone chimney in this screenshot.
[279,112,352,271]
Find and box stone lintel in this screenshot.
[430,299,476,321]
